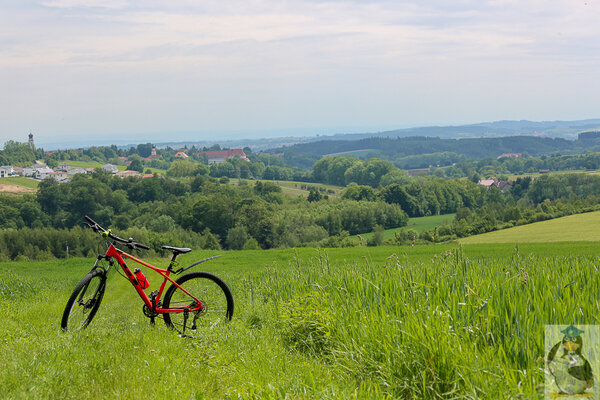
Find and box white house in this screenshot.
[67,168,87,176]
[47,171,68,181]
[58,163,72,171]
[34,167,55,180]
[200,149,249,164]
[22,164,48,177]
[21,166,37,177]
[0,166,14,178]
[101,164,118,173]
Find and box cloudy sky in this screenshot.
[1,0,599,146]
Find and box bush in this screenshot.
[242,237,261,250]
[367,225,385,246]
[226,225,248,250]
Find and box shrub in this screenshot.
[243,237,261,250]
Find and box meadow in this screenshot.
[2,242,600,399]
[0,176,39,189]
[351,214,456,242]
[229,178,343,198]
[460,210,600,244]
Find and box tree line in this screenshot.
[0,171,407,260]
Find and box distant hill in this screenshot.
[303,119,600,142]
[36,118,600,152]
[270,135,586,160]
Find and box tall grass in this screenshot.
[2,244,600,398]
[248,246,600,398]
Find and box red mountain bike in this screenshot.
[61,216,234,337]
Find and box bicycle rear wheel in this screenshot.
[61,269,106,331]
[162,271,233,337]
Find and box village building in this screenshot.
[58,163,72,171]
[116,170,140,178]
[67,168,88,176]
[175,151,189,159]
[33,167,55,180]
[478,178,513,192]
[46,171,68,182]
[0,166,14,178]
[495,180,513,192]
[22,164,49,177]
[143,146,161,160]
[200,149,248,164]
[478,178,497,187]
[101,164,118,173]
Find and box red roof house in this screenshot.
[201,149,248,164]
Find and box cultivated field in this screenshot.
[2,243,599,398]
[460,210,600,244]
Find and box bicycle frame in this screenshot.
[104,244,202,314]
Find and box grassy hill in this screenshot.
[460,210,600,244]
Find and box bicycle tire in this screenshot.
[162,271,233,336]
[61,269,106,331]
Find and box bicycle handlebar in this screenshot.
[84,215,150,250]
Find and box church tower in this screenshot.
[28,133,34,149]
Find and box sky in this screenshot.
[1,0,600,146]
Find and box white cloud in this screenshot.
[40,0,130,9]
[1,0,599,140]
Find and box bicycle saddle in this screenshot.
[161,246,192,255]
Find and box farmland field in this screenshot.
[460,210,600,244]
[2,243,600,399]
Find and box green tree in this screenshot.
[129,158,144,172]
[226,225,248,250]
[202,228,221,250]
[307,189,322,202]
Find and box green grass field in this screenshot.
[0,176,40,189]
[460,210,600,244]
[351,213,455,242]
[3,242,599,398]
[229,178,343,198]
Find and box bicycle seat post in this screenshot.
[168,252,179,272]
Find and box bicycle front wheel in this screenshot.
[162,271,233,336]
[61,269,106,331]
